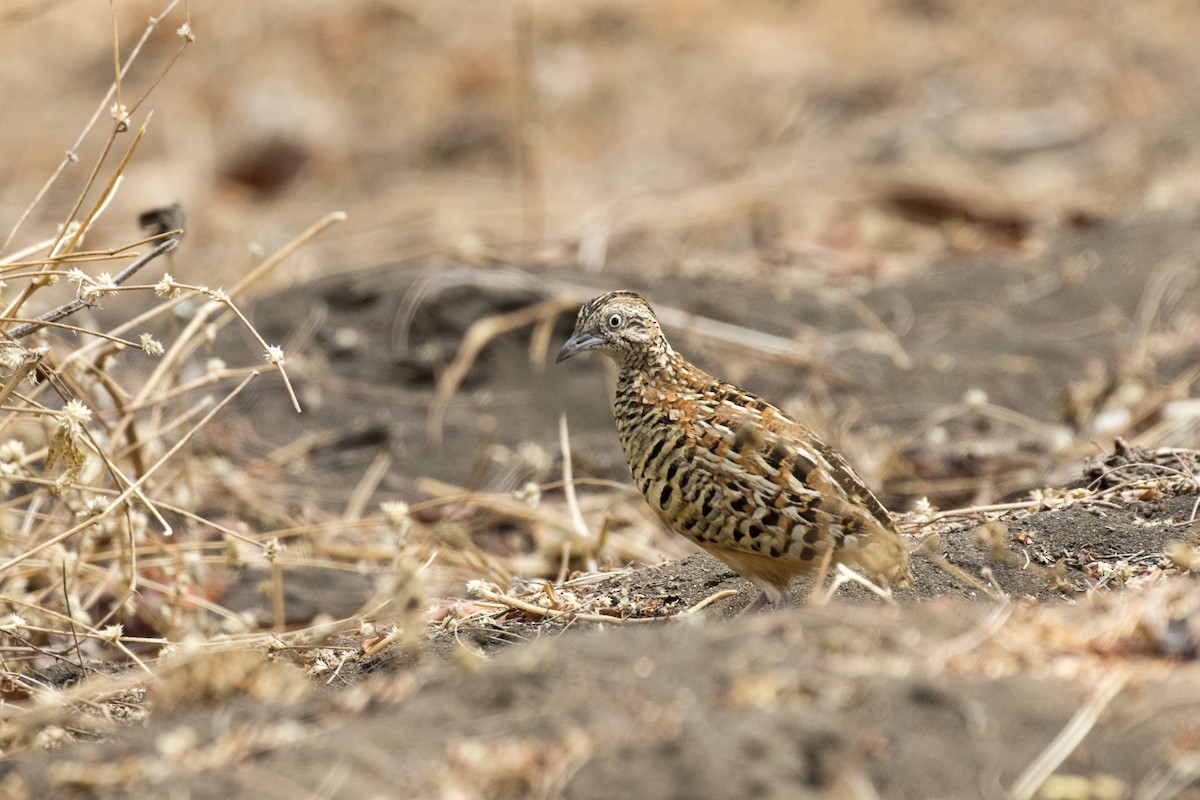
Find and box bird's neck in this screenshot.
[616,345,705,400]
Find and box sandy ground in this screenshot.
[3,2,1200,799]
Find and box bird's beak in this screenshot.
[556,332,604,363]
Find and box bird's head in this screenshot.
[556,291,668,368]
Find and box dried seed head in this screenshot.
[381,501,410,533]
[0,341,29,377]
[1109,560,1135,584]
[0,447,24,496]
[81,272,120,303]
[224,535,244,566]
[1165,541,1198,570]
[263,538,283,562]
[99,624,124,646]
[1,613,27,633]
[140,333,165,356]
[515,441,552,477]
[67,267,120,304]
[49,399,92,487]
[78,494,109,518]
[57,398,92,434]
[910,496,936,523]
[110,102,130,131]
[515,482,541,508]
[154,273,183,300]
[0,440,26,463]
[963,387,988,410]
[155,726,198,760]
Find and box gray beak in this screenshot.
[556,332,604,363]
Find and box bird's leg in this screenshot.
[819,563,896,605]
[736,590,773,616]
[806,542,837,606]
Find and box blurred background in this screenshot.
[6,0,1200,283]
[4,0,1200,514]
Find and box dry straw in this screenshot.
[0,2,355,752]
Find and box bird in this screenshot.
[557,290,912,611]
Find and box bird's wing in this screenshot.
[671,394,860,555]
[649,379,912,584]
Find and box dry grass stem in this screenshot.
[0,0,187,255]
[1007,671,1128,800]
[0,372,257,573]
[473,584,664,625]
[926,602,1015,671]
[396,267,830,373]
[230,210,347,297]
[427,297,577,441]
[344,452,394,522]
[681,589,739,615]
[558,413,597,571]
[917,536,1010,602]
[7,237,179,339]
[816,285,911,369]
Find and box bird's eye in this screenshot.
[607,313,622,328]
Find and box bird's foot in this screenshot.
[736,590,772,616]
[737,588,792,616]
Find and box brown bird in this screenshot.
[557,291,911,611]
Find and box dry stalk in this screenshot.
[230,211,346,297]
[0,0,189,255]
[917,535,1010,602]
[924,602,1015,672]
[393,266,831,374]
[6,237,179,340]
[266,539,286,634]
[558,413,597,571]
[470,581,737,625]
[1007,671,1128,800]
[472,585,660,625]
[816,284,911,369]
[427,296,577,441]
[681,589,739,615]
[343,452,394,522]
[0,372,258,573]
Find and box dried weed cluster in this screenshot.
[0,5,683,756]
[0,3,351,752]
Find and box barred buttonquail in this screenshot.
[557,291,912,611]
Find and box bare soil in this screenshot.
[4,2,1200,799]
[6,241,1200,799]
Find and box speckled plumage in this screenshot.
[558,291,912,609]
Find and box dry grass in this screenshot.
[0,3,358,752]
[4,6,1200,789]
